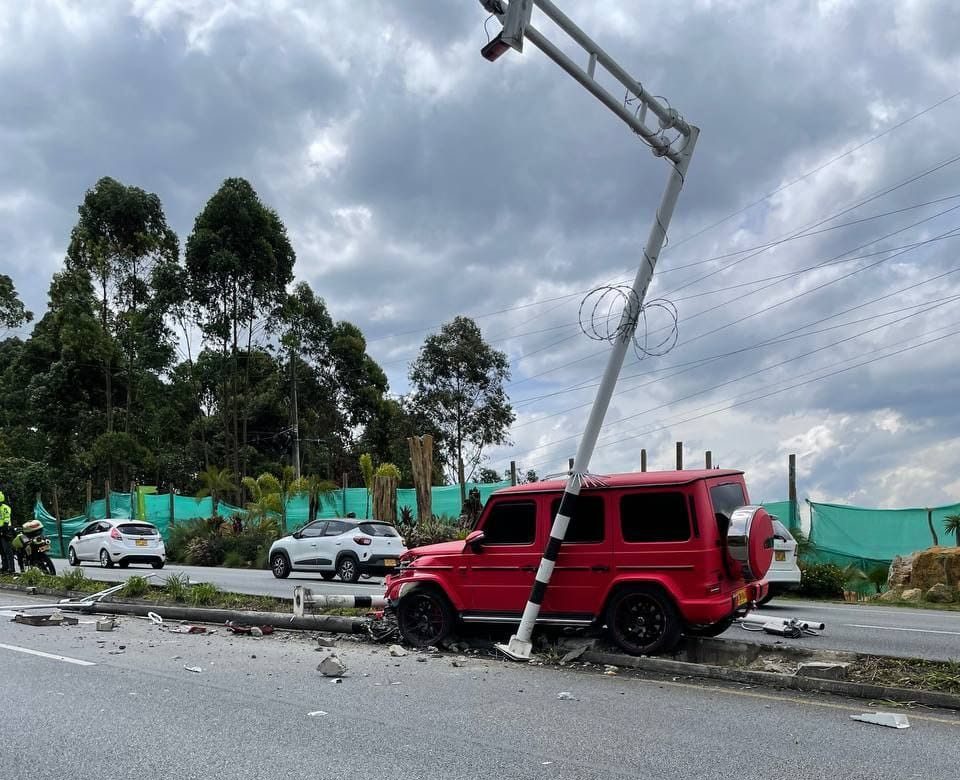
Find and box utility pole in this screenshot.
[675,442,683,470]
[290,349,301,481]
[480,0,699,660]
[705,450,712,469]
[640,449,647,472]
[788,453,798,533]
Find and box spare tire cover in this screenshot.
[726,506,774,581]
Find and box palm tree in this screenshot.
[944,514,960,547]
[241,472,283,528]
[300,474,339,523]
[195,466,236,520]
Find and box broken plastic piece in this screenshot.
[850,712,910,729]
[183,665,202,673]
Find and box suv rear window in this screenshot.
[620,492,690,542]
[481,501,536,545]
[709,482,746,520]
[359,522,399,537]
[117,524,158,537]
[550,495,604,543]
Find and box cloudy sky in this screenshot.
[2,0,960,511]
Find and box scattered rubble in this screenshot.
[183,665,202,673]
[315,637,336,648]
[168,624,208,634]
[96,618,117,632]
[557,691,574,700]
[388,644,407,657]
[796,662,850,681]
[318,655,347,677]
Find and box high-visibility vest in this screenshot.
[0,503,11,528]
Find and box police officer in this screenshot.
[0,490,14,574]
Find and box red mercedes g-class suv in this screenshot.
[385,469,773,655]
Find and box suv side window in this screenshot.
[323,520,352,537]
[300,522,325,538]
[709,482,746,537]
[620,491,690,543]
[481,501,536,545]
[550,495,604,543]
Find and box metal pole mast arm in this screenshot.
[479,0,692,162]
[475,0,700,660]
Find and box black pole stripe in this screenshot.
[530,580,548,605]
[558,490,579,519]
[354,596,372,608]
[543,534,564,561]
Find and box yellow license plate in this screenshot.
[135,539,148,547]
[384,559,397,567]
[734,588,749,608]
[775,550,786,561]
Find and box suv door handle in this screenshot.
[591,565,610,572]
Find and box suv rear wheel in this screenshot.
[336,555,360,583]
[606,585,682,655]
[397,588,454,647]
[270,552,291,579]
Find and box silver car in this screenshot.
[269,519,406,583]
[67,518,166,569]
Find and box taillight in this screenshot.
[110,527,122,540]
[353,536,372,546]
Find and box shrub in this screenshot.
[166,519,211,563]
[185,536,225,567]
[121,575,151,598]
[188,581,222,607]
[164,572,189,602]
[403,514,472,548]
[798,562,846,599]
[254,545,271,570]
[222,550,246,568]
[61,567,87,591]
[17,569,45,586]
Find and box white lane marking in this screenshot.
[0,643,96,666]
[782,603,960,620]
[846,623,960,637]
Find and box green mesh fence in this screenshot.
[760,500,799,532]
[806,499,960,571]
[35,480,512,548]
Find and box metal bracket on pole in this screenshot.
[478,0,699,661]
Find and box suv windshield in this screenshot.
[359,522,399,537]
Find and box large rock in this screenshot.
[887,554,915,590]
[909,546,960,591]
[924,583,955,604]
[901,588,922,602]
[878,589,902,602]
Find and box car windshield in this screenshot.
[117,524,158,536]
[358,522,399,537]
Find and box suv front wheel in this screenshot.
[396,588,454,647]
[606,585,682,656]
[271,552,291,579]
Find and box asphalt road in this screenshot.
[50,561,960,661]
[1,592,957,780]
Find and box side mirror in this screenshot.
[465,530,485,551]
[292,530,302,539]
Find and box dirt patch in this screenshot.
[848,656,960,696]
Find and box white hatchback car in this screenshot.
[269,519,407,583]
[67,519,166,569]
[760,518,801,603]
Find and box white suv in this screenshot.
[67,519,166,569]
[760,518,801,603]
[269,519,407,583]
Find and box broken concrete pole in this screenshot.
[318,655,347,677]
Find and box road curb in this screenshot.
[0,582,369,634]
[581,650,960,711]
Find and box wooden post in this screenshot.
[52,486,65,558]
[85,480,92,520]
[169,487,176,529]
[129,480,137,519]
[705,450,712,469]
[568,457,575,473]
[510,461,517,486]
[640,449,647,472]
[372,474,398,523]
[788,453,798,532]
[676,442,683,470]
[104,480,111,519]
[342,472,348,517]
[407,435,434,522]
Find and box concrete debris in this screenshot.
[560,644,590,664]
[318,655,347,677]
[388,644,408,657]
[169,624,207,634]
[96,618,117,632]
[225,621,274,636]
[315,637,336,648]
[13,612,64,626]
[850,712,910,729]
[603,665,619,676]
[796,662,850,681]
[390,681,401,686]
[557,691,574,700]
[308,711,328,717]
[416,656,428,663]
[250,627,264,638]
[183,665,202,673]
[451,660,465,668]
[331,678,343,684]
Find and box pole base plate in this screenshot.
[495,635,533,661]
